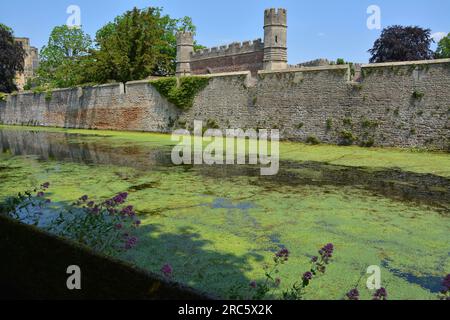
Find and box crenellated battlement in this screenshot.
[176,32,194,46]
[177,8,288,75]
[264,8,287,26]
[190,39,264,60]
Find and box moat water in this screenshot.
[0,126,448,299]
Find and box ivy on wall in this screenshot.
[0,93,7,102]
[150,76,210,110]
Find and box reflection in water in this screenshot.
[0,129,174,170]
[1,128,449,212]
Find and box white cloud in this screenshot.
[432,32,447,42]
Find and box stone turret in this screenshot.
[176,32,194,76]
[263,8,288,71]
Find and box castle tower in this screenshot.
[176,32,194,76]
[14,37,39,90]
[263,8,288,71]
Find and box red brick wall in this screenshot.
[191,51,264,76]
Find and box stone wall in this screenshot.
[180,59,450,150]
[1,59,449,150]
[0,82,180,133]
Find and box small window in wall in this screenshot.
[275,36,278,43]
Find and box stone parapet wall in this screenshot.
[190,40,264,75]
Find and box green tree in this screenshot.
[37,25,93,88]
[0,24,25,93]
[88,7,197,83]
[435,33,450,58]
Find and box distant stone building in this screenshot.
[293,58,332,68]
[176,8,288,76]
[14,37,39,90]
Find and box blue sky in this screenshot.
[1,0,448,63]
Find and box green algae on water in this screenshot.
[0,125,448,300]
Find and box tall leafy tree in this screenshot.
[37,25,92,88]
[435,33,450,58]
[88,7,196,83]
[0,24,25,93]
[369,25,434,63]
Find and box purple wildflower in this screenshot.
[124,236,138,250]
[115,223,123,230]
[373,287,388,300]
[442,274,450,292]
[79,195,88,202]
[346,289,360,301]
[249,281,257,289]
[87,201,95,208]
[104,199,114,207]
[161,264,173,278]
[36,192,45,197]
[274,278,281,287]
[275,248,290,262]
[311,256,318,263]
[121,205,135,217]
[41,182,50,189]
[113,192,128,204]
[134,220,141,227]
[319,243,334,263]
[303,272,313,282]
[90,205,100,214]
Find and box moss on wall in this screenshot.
[150,76,210,110]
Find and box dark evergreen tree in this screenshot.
[0,24,25,92]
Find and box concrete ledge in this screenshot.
[0,214,214,300]
[361,58,450,68]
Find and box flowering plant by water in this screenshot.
[282,243,335,300]
[0,182,51,225]
[439,274,450,300]
[0,183,141,256]
[49,192,141,255]
[226,244,335,300]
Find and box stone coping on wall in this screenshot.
[361,58,450,69]
[129,72,251,84]
[7,82,125,98]
[258,64,350,75]
[126,79,154,86]
[202,70,251,78]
